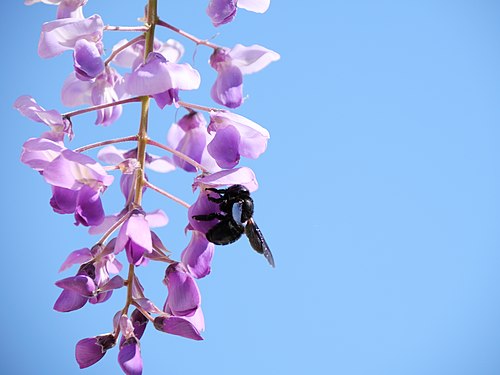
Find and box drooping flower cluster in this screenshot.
[18,0,278,373]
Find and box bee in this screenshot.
[192,185,275,267]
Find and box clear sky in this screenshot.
[2,1,500,374]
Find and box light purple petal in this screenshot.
[194,166,259,192]
[38,14,104,59]
[20,137,64,171]
[228,44,280,75]
[237,0,270,13]
[125,52,200,96]
[50,186,78,214]
[97,145,126,165]
[164,263,201,317]
[75,334,115,369]
[74,39,104,80]
[173,126,208,172]
[146,155,175,173]
[61,72,93,106]
[57,0,87,19]
[206,0,237,26]
[145,209,168,228]
[118,339,143,375]
[53,289,88,312]
[88,214,120,235]
[99,275,125,292]
[14,96,68,135]
[157,39,184,63]
[210,65,243,108]
[55,274,96,296]
[75,186,105,226]
[59,248,92,272]
[43,149,113,190]
[207,125,241,169]
[154,316,203,340]
[181,231,214,279]
[208,111,269,159]
[115,212,153,265]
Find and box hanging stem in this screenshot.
[122,0,158,316]
[177,100,222,113]
[157,19,220,50]
[74,135,138,153]
[147,138,208,173]
[63,97,142,119]
[104,25,149,32]
[144,180,190,208]
[105,35,145,66]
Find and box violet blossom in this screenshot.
[112,38,184,71]
[167,111,220,173]
[209,44,280,108]
[75,333,116,369]
[26,0,88,19]
[38,14,104,59]
[61,66,125,126]
[14,95,73,140]
[207,0,271,26]
[188,167,258,234]
[54,244,124,312]
[114,210,153,266]
[207,111,270,168]
[124,52,200,108]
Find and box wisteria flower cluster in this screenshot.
[16,0,278,373]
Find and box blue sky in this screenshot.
[2,1,500,374]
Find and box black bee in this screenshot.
[192,184,275,267]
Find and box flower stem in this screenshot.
[144,180,190,208]
[157,19,220,50]
[63,97,142,119]
[96,210,133,248]
[74,135,138,153]
[105,35,145,66]
[146,138,209,173]
[177,100,222,113]
[104,25,149,32]
[123,0,158,316]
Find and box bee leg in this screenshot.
[192,213,226,221]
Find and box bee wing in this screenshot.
[245,218,275,268]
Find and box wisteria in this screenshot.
[16,0,278,373]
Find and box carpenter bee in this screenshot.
[192,185,275,267]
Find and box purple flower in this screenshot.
[181,230,214,279]
[50,185,105,226]
[167,112,220,173]
[73,39,104,80]
[43,149,113,190]
[54,250,123,312]
[153,315,203,341]
[207,0,270,27]
[26,0,88,19]
[118,337,143,375]
[188,167,258,233]
[124,52,200,107]
[38,14,103,58]
[98,145,175,175]
[75,333,116,369]
[20,137,65,172]
[61,66,125,126]
[163,263,201,317]
[209,44,280,108]
[112,38,184,71]
[14,96,73,139]
[114,210,153,265]
[207,111,270,168]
